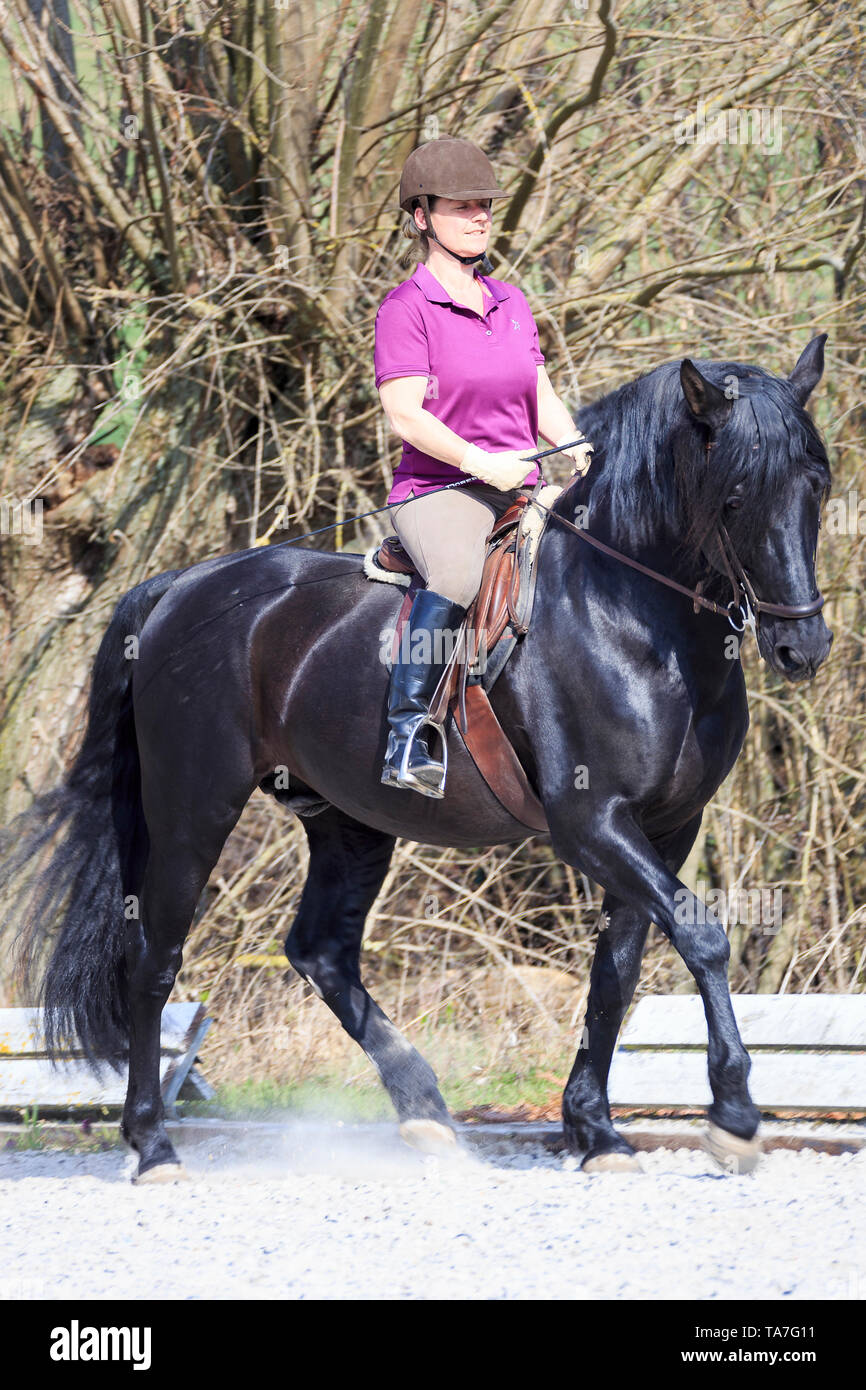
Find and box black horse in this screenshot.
[6,336,832,1182]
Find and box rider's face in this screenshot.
[417,197,492,252]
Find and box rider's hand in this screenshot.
[556,431,594,478]
[461,443,532,491]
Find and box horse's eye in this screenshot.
[726,494,743,510]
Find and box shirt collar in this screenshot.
[411,261,510,306]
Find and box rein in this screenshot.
[537,502,740,622]
[530,464,825,633]
[262,433,824,632]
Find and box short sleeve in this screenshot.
[528,311,545,366]
[374,295,430,388]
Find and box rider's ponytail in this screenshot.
[399,197,433,269]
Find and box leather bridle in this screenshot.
[530,458,825,634]
[711,519,825,630]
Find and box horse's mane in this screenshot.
[561,359,831,560]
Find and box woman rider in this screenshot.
[375,135,592,799]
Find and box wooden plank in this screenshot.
[162,1015,212,1109]
[453,1122,866,1157]
[608,1050,866,1110]
[0,1003,208,1058]
[0,1056,175,1109]
[620,994,866,1049]
[159,1004,211,1057]
[178,1065,217,1102]
[0,1011,58,1057]
[0,1005,213,1113]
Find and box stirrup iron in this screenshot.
[398,716,448,798]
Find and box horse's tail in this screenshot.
[1,570,179,1071]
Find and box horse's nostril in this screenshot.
[775,644,807,671]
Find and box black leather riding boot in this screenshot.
[381,588,467,798]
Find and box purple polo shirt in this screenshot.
[374,261,545,504]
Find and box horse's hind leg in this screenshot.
[562,816,707,1173]
[286,805,455,1149]
[123,763,256,1182]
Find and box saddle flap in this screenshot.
[465,534,520,668]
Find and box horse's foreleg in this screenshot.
[563,817,706,1171]
[553,807,760,1171]
[286,807,455,1149]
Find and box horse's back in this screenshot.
[130,543,384,719]
[138,543,375,640]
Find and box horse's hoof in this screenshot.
[399,1119,457,1154]
[582,1151,642,1174]
[703,1121,761,1174]
[132,1161,189,1186]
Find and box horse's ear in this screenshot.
[788,333,827,405]
[679,359,733,431]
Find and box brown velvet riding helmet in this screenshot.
[398,136,506,213]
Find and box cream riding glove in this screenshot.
[460,443,532,492]
[555,431,594,477]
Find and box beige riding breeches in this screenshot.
[388,482,531,608]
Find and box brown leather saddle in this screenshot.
[370,494,549,833]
